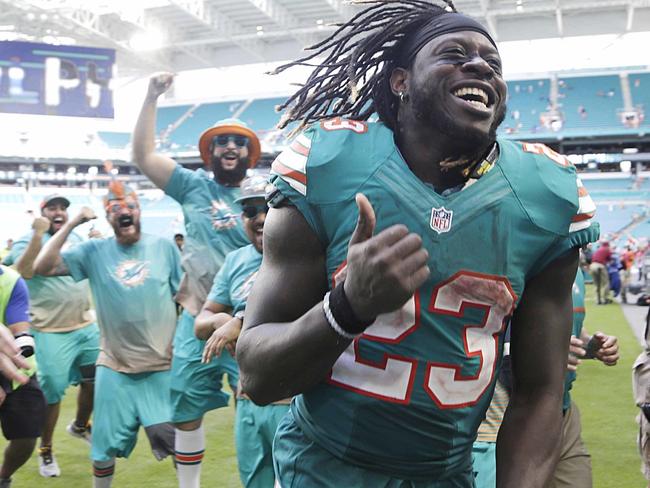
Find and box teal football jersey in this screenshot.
[165,165,249,316]
[270,119,600,480]
[563,267,586,411]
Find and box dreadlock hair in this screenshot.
[272,0,457,135]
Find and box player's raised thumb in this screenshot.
[349,193,376,246]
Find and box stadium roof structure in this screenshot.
[1,0,649,76]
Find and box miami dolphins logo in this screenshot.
[234,270,259,301]
[211,200,239,231]
[114,260,150,288]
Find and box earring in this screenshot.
[399,91,409,104]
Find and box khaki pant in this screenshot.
[633,352,650,480]
[589,262,611,304]
[546,402,592,488]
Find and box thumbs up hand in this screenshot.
[342,194,430,323]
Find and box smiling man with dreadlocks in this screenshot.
[236,1,599,487]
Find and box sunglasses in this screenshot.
[242,203,268,219]
[108,201,138,213]
[213,135,249,148]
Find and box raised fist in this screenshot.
[32,216,50,235]
[147,72,174,100]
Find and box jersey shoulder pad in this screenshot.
[271,119,395,204]
[498,139,595,236]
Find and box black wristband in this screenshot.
[328,283,376,335]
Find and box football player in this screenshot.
[237,1,599,487]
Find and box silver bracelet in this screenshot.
[323,291,361,340]
[234,310,245,320]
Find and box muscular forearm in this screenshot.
[15,233,45,279]
[34,221,74,275]
[132,95,158,167]
[497,387,564,487]
[237,303,352,405]
[195,311,234,340]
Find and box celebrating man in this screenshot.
[132,74,261,488]
[237,1,599,487]
[3,194,99,478]
[34,182,181,488]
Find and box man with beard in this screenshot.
[194,175,290,488]
[236,1,599,487]
[34,182,181,488]
[3,194,99,478]
[132,75,260,488]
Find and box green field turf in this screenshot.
[1,283,646,487]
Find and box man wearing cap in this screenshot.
[34,182,182,488]
[132,73,260,488]
[193,174,289,488]
[3,194,99,478]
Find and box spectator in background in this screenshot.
[590,241,613,304]
[3,194,99,478]
[174,234,185,252]
[132,72,261,488]
[34,184,182,488]
[621,246,636,303]
[0,265,47,488]
[0,241,12,262]
[634,308,650,488]
[194,175,291,488]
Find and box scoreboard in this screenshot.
[0,40,115,118]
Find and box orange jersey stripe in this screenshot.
[578,186,589,197]
[272,160,307,185]
[573,307,586,313]
[176,453,204,462]
[571,212,595,223]
[290,140,310,157]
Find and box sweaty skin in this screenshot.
[238,29,578,488]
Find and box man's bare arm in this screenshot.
[14,217,50,279]
[194,300,233,340]
[497,249,579,488]
[238,195,430,405]
[131,73,177,189]
[34,207,95,277]
[236,205,342,405]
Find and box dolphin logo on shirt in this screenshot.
[211,200,239,231]
[114,260,150,288]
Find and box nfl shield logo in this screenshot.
[430,207,453,234]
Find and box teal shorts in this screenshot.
[170,310,239,423]
[33,323,100,404]
[235,398,289,488]
[92,366,173,462]
[471,441,496,488]
[273,409,476,488]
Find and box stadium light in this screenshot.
[620,160,632,172]
[88,166,99,176]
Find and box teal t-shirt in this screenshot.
[563,267,586,411]
[270,120,600,480]
[62,234,182,374]
[207,244,262,315]
[164,165,249,316]
[4,231,94,332]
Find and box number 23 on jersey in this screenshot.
[328,270,517,409]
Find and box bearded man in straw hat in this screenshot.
[132,73,261,488]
